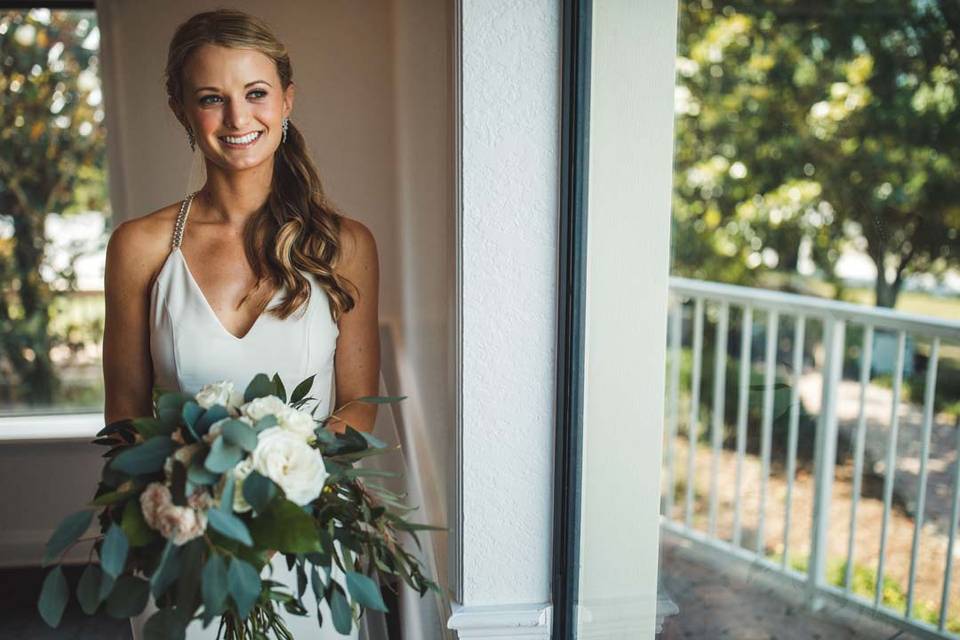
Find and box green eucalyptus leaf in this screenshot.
[359,431,387,448]
[329,583,353,634]
[253,414,278,432]
[182,401,203,428]
[37,566,68,627]
[220,474,236,514]
[227,558,261,620]
[157,392,196,426]
[346,571,389,612]
[150,541,182,599]
[110,436,176,475]
[43,510,94,566]
[143,607,187,640]
[290,375,316,404]
[100,524,129,579]
[105,575,150,618]
[76,563,104,615]
[205,437,243,473]
[195,405,229,436]
[187,463,219,485]
[201,554,229,620]
[132,417,171,439]
[310,565,325,600]
[241,471,278,514]
[244,374,274,402]
[355,395,406,404]
[208,509,253,546]
[272,373,287,403]
[122,497,157,547]
[248,499,321,553]
[221,420,258,452]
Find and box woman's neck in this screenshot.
[198,159,274,225]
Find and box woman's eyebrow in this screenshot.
[193,80,273,94]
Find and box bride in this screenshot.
[102,9,379,639]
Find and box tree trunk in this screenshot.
[874,273,901,309]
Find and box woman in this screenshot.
[104,9,379,639]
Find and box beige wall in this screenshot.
[99,0,401,321]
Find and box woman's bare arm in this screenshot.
[329,216,381,434]
[102,215,170,425]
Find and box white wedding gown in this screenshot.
[130,192,358,639]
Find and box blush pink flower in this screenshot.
[140,482,209,545]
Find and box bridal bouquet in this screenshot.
[37,373,444,639]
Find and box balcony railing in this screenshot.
[661,276,960,639]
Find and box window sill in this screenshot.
[0,413,104,444]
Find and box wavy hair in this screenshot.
[165,9,356,322]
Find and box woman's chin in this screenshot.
[208,152,274,173]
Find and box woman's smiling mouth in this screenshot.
[218,130,263,148]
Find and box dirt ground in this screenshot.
[661,436,960,630]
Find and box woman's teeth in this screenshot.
[220,131,262,145]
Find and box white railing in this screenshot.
[661,276,960,640]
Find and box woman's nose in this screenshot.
[224,98,251,129]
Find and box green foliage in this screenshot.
[99,523,129,578]
[43,508,93,565]
[41,384,444,637]
[673,1,960,308]
[773,550,960,632]
[37,566,68,627]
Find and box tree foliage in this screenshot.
[674,0,960,307]
[0,9,107,405]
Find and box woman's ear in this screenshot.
[283,82,296,118]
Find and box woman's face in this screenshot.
[176,44,294,173]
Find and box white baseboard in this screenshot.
[446,601,552,639]
[0,526,99,568]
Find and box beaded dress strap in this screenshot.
[172,191,199,249]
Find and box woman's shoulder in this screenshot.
[335,214,378,269]
[105,200,185,287]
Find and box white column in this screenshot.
[577,1,678,638]
[448,0,561,637]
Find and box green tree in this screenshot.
[0,9,107,405]
[673,0,960,308]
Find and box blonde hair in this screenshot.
[165,8,356,321]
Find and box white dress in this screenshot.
[130,191,358,639]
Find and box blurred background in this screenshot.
[659,1,960,638]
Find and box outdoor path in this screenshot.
[658,530,918,640]
[797,373,959,535]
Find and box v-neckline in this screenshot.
[174,247,280,341]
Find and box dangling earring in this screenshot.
[186,128,196,152]
[281,117,289,144]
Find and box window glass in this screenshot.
[661,1,960,636]
[0,8,108,416]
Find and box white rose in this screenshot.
[251,427,328,506]
[195,381,240,410]
[278,407,317,441]
[230,458,255,514]
[241,395,288,422]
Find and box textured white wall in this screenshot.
[459,0,559,607]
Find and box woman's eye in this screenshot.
[248,90,267,99]
[199,95,221,106]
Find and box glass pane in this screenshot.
[0,8,109,416]
[661,1,960,637]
